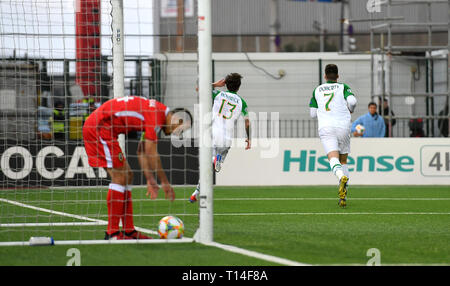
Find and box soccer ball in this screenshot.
[355,124,365,135]
[158,216,184,239]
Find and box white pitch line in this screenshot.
[0,198,104,223]
[213,212,450,216]
[203,241,310,266]
[5,197,449,205]
[106,212,450,217]
[214,197,450,201]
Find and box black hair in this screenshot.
[368,102,377,108]
[225,73,243,92]
[325,64,338,81]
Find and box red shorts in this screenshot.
[83,118,126,169]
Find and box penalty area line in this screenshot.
[213,212,450,216]
[213,197,450,201]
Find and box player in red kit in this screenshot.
[83,96,189,240]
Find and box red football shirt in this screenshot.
[89,96,169,141]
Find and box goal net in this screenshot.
[0,0,203,245]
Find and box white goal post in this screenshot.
[195,0,214,244]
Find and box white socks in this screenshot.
[342,164,349,188]
[329,157,344,181]
[342,164,349,178]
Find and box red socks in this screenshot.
[106,184,135,235]
[106,184,125,235]
[123,186,135,233]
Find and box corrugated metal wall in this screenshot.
[157,0,448,35]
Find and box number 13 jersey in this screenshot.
[212,89,248,147]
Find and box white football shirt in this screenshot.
[310,81,355,131]
[212,89,248,147]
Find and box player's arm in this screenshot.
[309,88,318,118]
[137,136,159,198]
[212,79,225,88]
[344,84,357,113]
[195,79,225,94]
[241,98,251,150]
[144,139,175,201]
[245,117,251,150]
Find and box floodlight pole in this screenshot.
[197,0,213,244]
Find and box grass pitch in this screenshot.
[0,185,449,266]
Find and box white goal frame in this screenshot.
[0,0,210,247]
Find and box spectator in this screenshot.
[409,118,425,137]
[351,102,385,137]
[438,104,449,137]
[379,97,396,137]
[37,104,53,140]
[52,101,65,140]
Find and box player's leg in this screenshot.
[119,161,152,239]
[190,182,200,203]
[214,146,230,172]
[340,154,349,178]
[320,128,345,181]
[190,146,230,203]
[189,147,217,203]
[101,138,150,239]
[107,160,152,239]
[189,148,210,203]
[329,151,348,208]
[105,159,130,240]
[337,154,349,207]
[326,150,348,207]
[319,128,348,207]
[83,126,124,240]
[189,149,211,203]
[337,129,351,207]
[338,128,351,180]
[340,154,349,187]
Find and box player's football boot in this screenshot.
[214,154,222,172]
[338,176,349,208]
[123,230,152,239]
[189,189,199,203]
[104,231,124,240]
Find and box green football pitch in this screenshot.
[0,185,449,266]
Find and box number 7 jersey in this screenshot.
[310,82,354,131]
[212,89,248,147]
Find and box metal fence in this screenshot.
[254,118,448,138]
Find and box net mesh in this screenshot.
[0,0,198,244]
